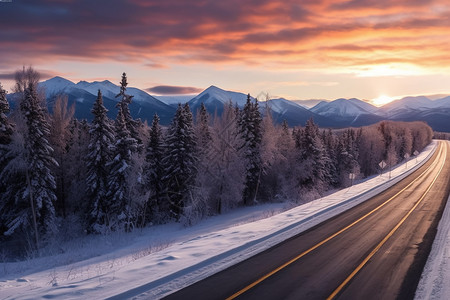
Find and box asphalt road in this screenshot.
[164,141,450,300]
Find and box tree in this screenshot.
[49,95,75,218]
[85,90,116,233]
[162,104,198,220]
[0,83,13,145]
[11,67,58,247]
[65,119,89,214]
[144,113,165,223]
[297,118,329,193]
[115,72,142,151]
[239,94,263,205]
[107,103,137,231]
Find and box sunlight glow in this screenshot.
[372,95,395,106]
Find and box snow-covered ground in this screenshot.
[0,141,443,300]
[415,183,450,299]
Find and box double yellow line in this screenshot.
[226,142,445,300]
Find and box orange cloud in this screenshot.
[1,0,450,78]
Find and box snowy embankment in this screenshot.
[415,189,450,299]
[0,141,438,300]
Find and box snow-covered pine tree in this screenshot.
[0,82,17,238]
[85,90,116,234]
[196,102,212,150]
[239,94,262,205]
[107,103,137,231]
[144,113,166,223]
[0,83,13,146]
[15,69,58,244]
[65,119,89,214]
[115,72,142,151]
[297,118,329,193]
[162,104,198,220]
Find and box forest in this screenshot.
[0,67,434,257]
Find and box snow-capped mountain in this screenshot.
[6,76,450,131]
[378,96,435,118]
[264,98,329,127]
[34,77,176,124]
[311,98,377,117]
[155,95,194,106]
[187,85,253,115]
[310,98,383,127]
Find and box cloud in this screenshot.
[1,0,450,75]
[146,85,203,95]
[0,70,56,81]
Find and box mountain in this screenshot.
[310,98,384,127]
[379,96,434,118]
[188,85,252,115]
[293,99,328,109]
[6,76,450,132]
[155,95,194,106]
[264,98,329,127]
[33,77,177,124]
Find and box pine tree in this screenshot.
[239,94,262,205]
[85,90,116,233]
[14,73,58,244]
[297,118,329,192]
[144,113,165,223]
[115,72,142,151]
[0,83,13,145]
[196,102,212,150]
[107,103,137,231]
[0,82,17,238]
[162,104,198,220]
[65,119,89,213]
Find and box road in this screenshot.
[164,141,450,300]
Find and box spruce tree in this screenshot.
[239,94,262,205]
[144,113,165,223]
[196,102,212,150]
[162,104,198,220]
[86,90,115,233]
[0,83,13,145]
[115,72,142,151]
[107,104,137,231]
[298,118,328,191]
[13,75,58,244]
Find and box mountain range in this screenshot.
[5,76,450,132]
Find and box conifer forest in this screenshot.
[0,67,433,256]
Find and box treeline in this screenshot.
[0,67,433,253]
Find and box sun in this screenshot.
[372,95,395,106]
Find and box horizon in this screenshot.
[2,1,450,105]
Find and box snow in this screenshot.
[310,98,377,117]
[264,98,304,114]
[415,162,450,299]
[189,85,251,107]
[155,95,194,105]
[0,141,440,300]
[38,77,75,97]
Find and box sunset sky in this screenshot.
[1,0,450,104]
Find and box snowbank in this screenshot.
[415,189,450,299]
[0,141,438,300]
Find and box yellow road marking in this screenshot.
[226,142,443,300]
[328,141,447,299]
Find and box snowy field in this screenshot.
[0,141,444,300]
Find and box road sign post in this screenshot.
[349,173,356,186]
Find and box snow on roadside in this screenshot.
[0,141,438,300]
[415,179,450,299]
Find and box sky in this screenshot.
[1,0,450,105]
